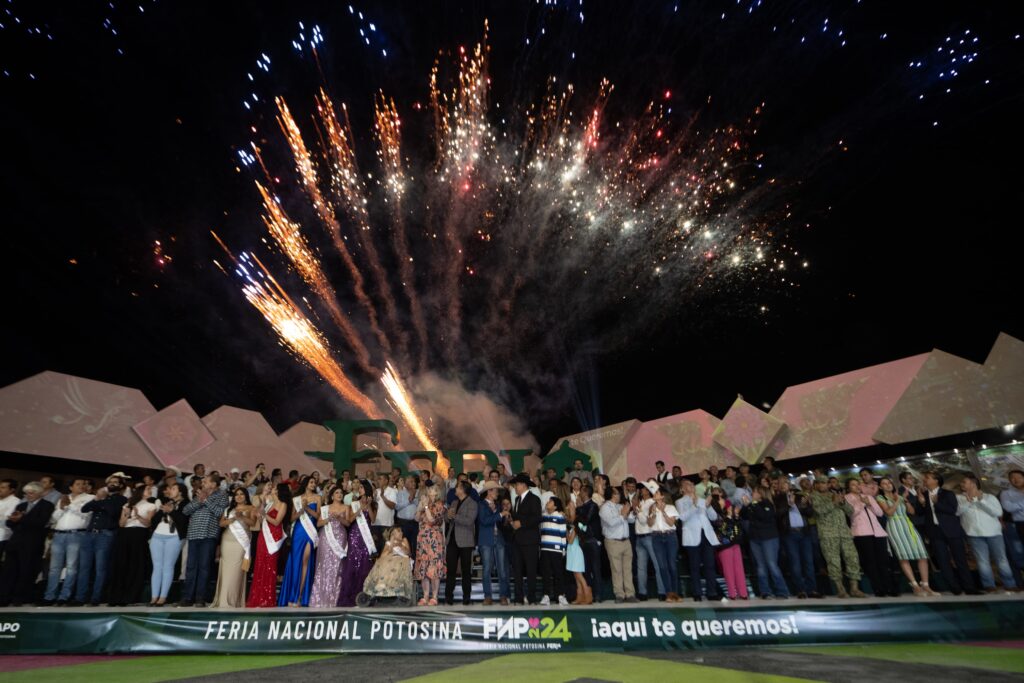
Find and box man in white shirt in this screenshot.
[958,473,1017,592]
[538,477,558,510]
[496,463,511,487]
[184,464,205,493]
[654,461,672,485]
[42,477,95,605]
[373,473,398,539]
[0,478,21,563]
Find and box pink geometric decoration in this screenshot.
[623,409,740,477]
[712,397,786,465]
[768,354,928,460]
[132,399,215,468]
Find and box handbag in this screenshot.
[714,515,742,547]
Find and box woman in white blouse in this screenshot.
[108,483,157,606]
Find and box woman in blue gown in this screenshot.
[278,476,320,607]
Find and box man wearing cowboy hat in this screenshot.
[509,473,542,605]
[477,480,509,605]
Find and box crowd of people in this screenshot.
[0,456,1023,608]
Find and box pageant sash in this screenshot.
[299,507,319,548]
[321,508,347,560]
[261,514,286,556]
[355,510,377,555]
[228,518,252,561]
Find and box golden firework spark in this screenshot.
[212,231,380,418]
[380,361,449,475]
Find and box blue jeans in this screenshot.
[478,541,510,600]
[150,534,184,599]
[968,536,1018,589]
[75,529,116,604]
[45,531,84,601]
[750,537,790,597]
[650,532,680,596]
[182,537,217,603]
[782,528,817,594]
[636,534,665,596]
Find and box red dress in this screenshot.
[246,507,285,608]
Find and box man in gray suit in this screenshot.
[444,481,479,605]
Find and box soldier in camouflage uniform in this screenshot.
[810,476,866,598]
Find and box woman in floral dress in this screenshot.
[414,483,446,605]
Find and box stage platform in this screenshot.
[0,593,1021,655]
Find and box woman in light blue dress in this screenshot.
[565,502,586,603]
[278,476,319,607]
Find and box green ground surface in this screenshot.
[780,643,1024,674]
[2,654,334,683]
[401,652,823,683]
[5,643,1024,683]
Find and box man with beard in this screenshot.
[73,474,128,606]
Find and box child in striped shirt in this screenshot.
[540,497,568,606]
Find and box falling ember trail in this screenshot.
[380,361,449,476]
[275,96,393,358]
[212,231,381,418]
[308,92,406,358]
[255,181,379,376]
[375,92,430,370]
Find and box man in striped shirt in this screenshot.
[180,475,228,607]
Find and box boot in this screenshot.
[833,581,849,598]
[848,579,866,598]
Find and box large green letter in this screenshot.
[306,419,401,475]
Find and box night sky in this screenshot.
[1,1,1022,452]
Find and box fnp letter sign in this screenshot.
[306,419,533,476]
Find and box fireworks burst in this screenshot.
[218,25,800,449]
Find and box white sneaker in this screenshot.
[539,595,551,606]
[720,596,730,603]
[558,595,569,605]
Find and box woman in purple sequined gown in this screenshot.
[338,479,376,607]
[309,486,350,608]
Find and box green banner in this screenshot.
[0,602,1021,654]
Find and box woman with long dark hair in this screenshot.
[246,483,290,607]
[211,487,255,607]
[310,486,351,607]
[108,482,157,606]
[740,485,790,599]
[278,476,320,607]
[338,479,377,607]
[148,482,189,606]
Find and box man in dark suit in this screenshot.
[918,471,981,595]
[509,473,541,605]
[0,481,56,606]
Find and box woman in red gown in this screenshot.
[246,483,291,607]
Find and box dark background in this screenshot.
[1,1,1021,448]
